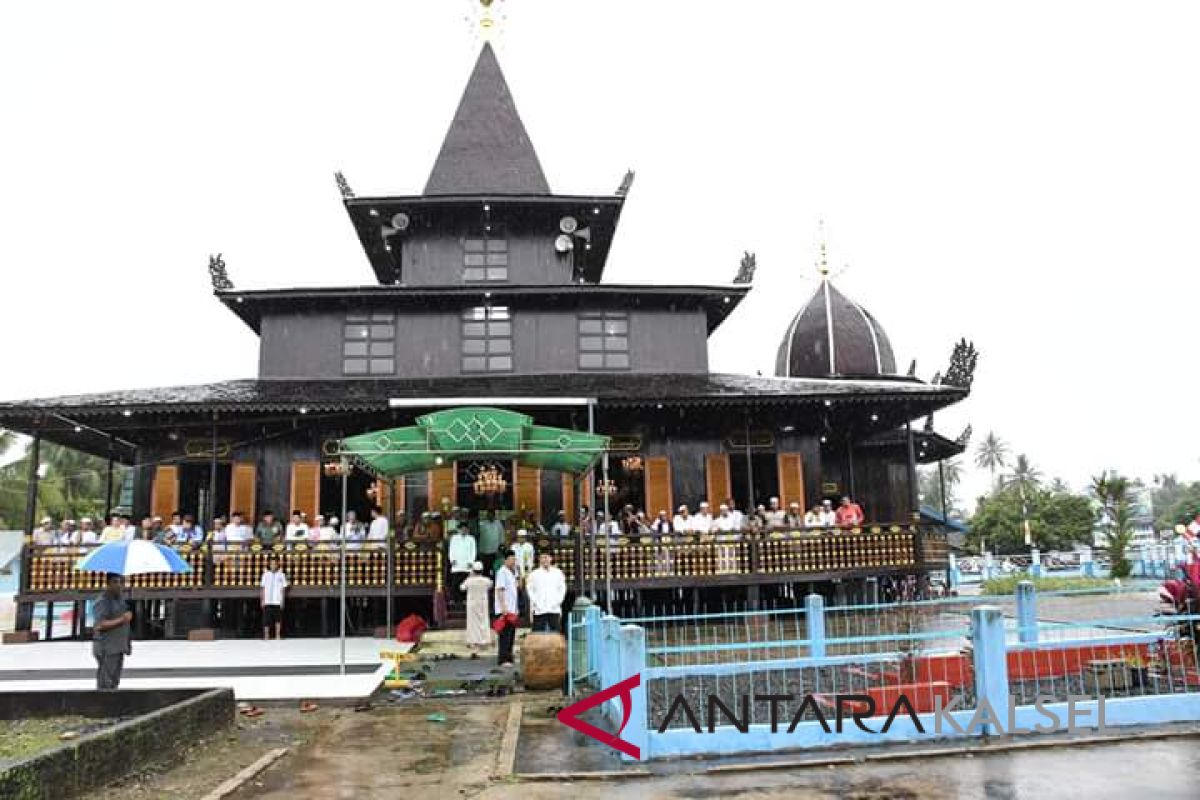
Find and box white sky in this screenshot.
[1,1,1197,505]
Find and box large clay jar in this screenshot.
[522,631,567,689]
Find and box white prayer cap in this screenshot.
[699,501,710,508]
[471,561,483,572]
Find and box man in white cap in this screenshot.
[550,510,572,539]
[715,504,737,533]
[651,510,673,536]
[79,517,99,545]
[447,522,477,604]
[765,497,786,529]
[33,517,55,547]
[785,502,804,529]
[672,504,692,533]
[694,502,715,533]
[512,529,535,581]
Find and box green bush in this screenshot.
[980,575,1116,595]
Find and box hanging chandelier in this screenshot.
[595,478,618,497]
[473,464,508,496]
[621,456,644,474]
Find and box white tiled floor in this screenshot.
[0,637,410,700]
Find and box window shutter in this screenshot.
[562,474,576,524]
[428,465,456,514]
[289,461,320,522]
[229,462,257,519]
[150,466,179,520]
[644,456,673,517]
[705,453,732,507]
[778,453,805,510]
[514,464,541,516]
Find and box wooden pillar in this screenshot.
[905,416,919,517]
[23,432,41,537]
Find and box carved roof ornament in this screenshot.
[907,359,917,377]
[943,338,979,390]
[931,371,942,386]
[208,254,233,291]
[334,171,355,199]
[616,169,636,196]
[955,424,973,448]
[923,414,935,433]
[734,251,756,284]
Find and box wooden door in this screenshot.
[705,453,732,507]
[229,462,257,519]
[428,465,456,515]
[514,464,541,516]
[644,456,673,517]
[777,453,805,510]
[289,461,320,522]
[150,466,179,520]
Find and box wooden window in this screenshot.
[578,312,630,370]
[289,461,320,523]
[229,463,257,519]
[343,311,395,376]
[150,466,179,521]
[461,306,513,373]
[463,234,508,282]
[705,453,732,508]
[777,453,805,510]
[644,456,673,517]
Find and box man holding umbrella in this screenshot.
[92,573,132,689]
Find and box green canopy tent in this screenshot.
[334,407,613,639]
[337,407,609,478]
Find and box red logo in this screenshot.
[556,673,642,760]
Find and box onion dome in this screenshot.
[774,276,897,379]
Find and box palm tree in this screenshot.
[1003,454,1042,494]
[1091,471,1133,578]
[974,432,1009,489]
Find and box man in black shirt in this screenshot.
[92,573,132,689]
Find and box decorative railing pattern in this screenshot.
[20,524,944,595]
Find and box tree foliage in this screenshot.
[969,484,1094,553]
[0,441,124,529]
[1151,475,1200,531]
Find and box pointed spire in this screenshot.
[424,43,549,195]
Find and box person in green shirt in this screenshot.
[478,509,505,577]
[255,510,283,545]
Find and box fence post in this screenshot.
[598,615,620,696]
[1080,545,1095,578]
[805,593,826,659]
[982,551,994,582]
[971,605,1009,735]
[1015,580,1038,644]
[618,624,648,762]
[585,604,602,681]
[1029,548,1042,578]
[948,553,961,590]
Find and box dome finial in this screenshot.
[468,0,507,42]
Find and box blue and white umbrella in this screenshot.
[76,539,192,576]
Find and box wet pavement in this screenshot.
[228,694,1200,800]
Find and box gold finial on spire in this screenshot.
[467,0,506,42]
[816,219,830,277]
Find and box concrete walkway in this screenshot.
[0,637,406,699]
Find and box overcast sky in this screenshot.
[2,1,1197,504]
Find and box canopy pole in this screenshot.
[340,458,348,676]
[387,477,397,635]
[587,400,597,603]
[602,451,612,611]
[572,472,584,596]
[743,415,755,511]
